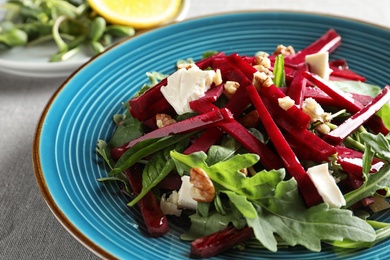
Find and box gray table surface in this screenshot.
[1,0,389,259]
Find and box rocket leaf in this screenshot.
[170,150,285,200]
[344,164,390,207]
[127,138,189,206]
[171,150,377,252]
[249,178,376,252]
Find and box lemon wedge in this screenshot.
[88,0,182,29]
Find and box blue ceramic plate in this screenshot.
[33,12,390,259]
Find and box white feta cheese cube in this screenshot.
[305,51,333,80]
[306,163,346,208]
[177,175,197,210]
[160,65,216,115]
[160,191,182,217]
[302,97,327,122]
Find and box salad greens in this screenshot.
[96,28,390,258]
[0,0,135,61]
[171,150,376,252]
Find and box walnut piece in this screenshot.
[273,44,296,56]
[252,71,273,89]
[255,55,271,68]
[213,69,223,86]
[189,168,215,203]
[223,81,240,99]
[156,113,176,128]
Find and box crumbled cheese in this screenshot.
[306,163,346,208]
[302,97,329,122]
[278,96,295,111]
[177,175,197,210]
[160,65,216,115]
[160,191,182,217]
[305,51,333,80]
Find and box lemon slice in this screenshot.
[88,0,182,29]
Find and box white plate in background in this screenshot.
[0,0,190,78]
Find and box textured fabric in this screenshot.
[0,1,389,259]
[0,74,98,259]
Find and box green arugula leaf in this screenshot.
[108,114,144,148]
[97,176,131,193]
[96,140,115,169]
[362,145,375,176]
[171,150,285,200]
[133,71,168,97]
[202,50,218,59]
[172,150,378,252]
[110,133,194,177]
[344,164,390,207]
[221,190,257,219]
[146,71,168,87]
[376,103,390,131]
[246,205,279,251]
[206,137,241,166]
[250,178,376,252]
[360,132,390,163]
[110,138,159,176]
[127,138,189,206]
[171,151,286,200]
[332,80,382,97]
[180,211,245,241]
[329,225,390,249]
[206,129,265,166]
[197,202,211,218]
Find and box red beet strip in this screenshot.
[129,78,170,122]
[227,53,312,129]
[287,63,308,107]
[190,226,254,258]
[260,83,311,129]
[247,84,322,207]
[329,59,366,82]
[324,86,390,145]
[125,167,169,237]
[111,108,234,160]
[283,28,341,65]
[303,71,389,135]
[183,127,223,155]
[190,99,284,170]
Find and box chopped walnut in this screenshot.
[156,113,176,128]
[238,110,259,128]
[213,69,223,86]
[189,168,215,203]
[255,55,271,68]
[273,44,296,56]
[252,71,273,90]
[278,96,295,111]
[223,81,240,99]
[253,55,273,77]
